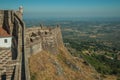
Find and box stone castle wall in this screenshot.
[25,40,42,57]
[0,9,25,80]
[25,26,64,57]
[0,8,64,80]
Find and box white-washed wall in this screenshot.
[0,37,12,48]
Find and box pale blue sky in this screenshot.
[0,0,120,18]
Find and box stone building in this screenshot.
[0,28,13,80]
[0,27,12,48]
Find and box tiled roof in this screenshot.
[0,27,11,37]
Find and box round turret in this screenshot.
[19,6,23,14]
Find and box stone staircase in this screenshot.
[0,49,13,80]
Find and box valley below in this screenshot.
[26,19,120,80]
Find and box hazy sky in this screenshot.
[0,0,120,18]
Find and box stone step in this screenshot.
[1,51,11,56]
[0,50,10,55]
[1,57,11,62]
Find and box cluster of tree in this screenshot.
[64,38,120,77]
[83,54,120,75]
[64,38,118,53]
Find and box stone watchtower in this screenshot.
[15,6,23,19]
[19,6,23,14]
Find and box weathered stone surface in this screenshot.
[25,26,64,56]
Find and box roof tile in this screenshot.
[0,27,11,37]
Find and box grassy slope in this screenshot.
[29,47,100,80]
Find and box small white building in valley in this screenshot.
[0,27,12,48]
